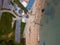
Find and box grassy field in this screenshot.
[0,12,26,45]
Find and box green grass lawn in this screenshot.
[0,12,15,45]
[0,12,26,45]
[20,22,26,38]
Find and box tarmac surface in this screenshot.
[40,0,60,45]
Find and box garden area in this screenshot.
[0,12,26,45]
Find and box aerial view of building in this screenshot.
[0,0,60,45]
